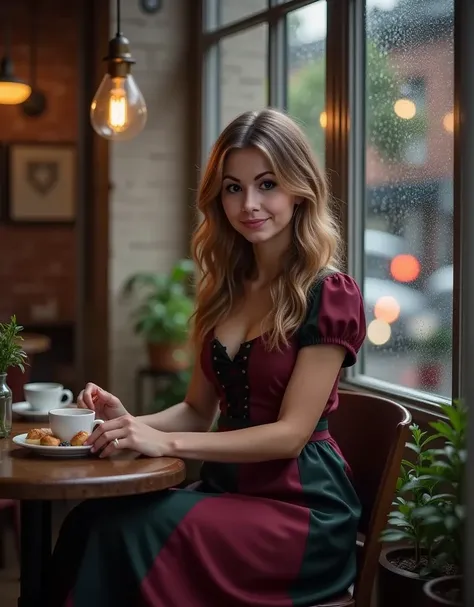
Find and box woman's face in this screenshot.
[221,147,299,245]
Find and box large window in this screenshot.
[287,2,327,162]
[200,0,458,408]
[358,0,455,400]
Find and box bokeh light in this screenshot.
[374,295,401,324]
[367,319,392,346]
[390,254,421,283]
[394,98,417,119]
[443,111,454,133]
[319,111,327,129]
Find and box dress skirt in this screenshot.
[48,420,360,607]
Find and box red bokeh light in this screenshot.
[390,254,421,283]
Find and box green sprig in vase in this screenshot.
[0,316,27,438]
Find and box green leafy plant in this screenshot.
[152,369,192,413]
[122,259,195,344]
[412,400,466,576]
[381,400,466,579]
[0,315,28,375]
[381,423,440,576]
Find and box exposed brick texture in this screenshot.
[0,0,79,325]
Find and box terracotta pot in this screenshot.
[147,342,191,372]
[378,547,428,607]
[423,576,463,607]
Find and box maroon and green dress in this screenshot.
[49,272,366,607]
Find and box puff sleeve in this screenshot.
[297,272,366,367]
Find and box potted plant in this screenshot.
[378,423,440,607]
[420,400,466,607]
[152,368,192,413]
[0,316,27,438]
[378,401,466,607]
[122,259,195,372]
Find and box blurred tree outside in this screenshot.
[287,12,426,161]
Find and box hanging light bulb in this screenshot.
[0,11,31,105]
[90,0,147,141]
[0,57,31,104]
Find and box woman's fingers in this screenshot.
[99,435,132,459]
[86,416,126,447]
[82,383,99,409]
[97,432,130,458]
[91,427,125,454]
[76,390,88,409]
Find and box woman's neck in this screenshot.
[251,226,292,286]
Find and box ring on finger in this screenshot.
[113,438,119,448]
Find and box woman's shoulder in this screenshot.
[298,269,366,367]
[307,269,363,301]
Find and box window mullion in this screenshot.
[268,12,287,108]
[325,0,351,265]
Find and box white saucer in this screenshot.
[13,433,92,458]
[12,402,75,420]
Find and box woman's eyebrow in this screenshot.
[222,170,275,182]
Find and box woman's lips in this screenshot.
[241,218,268,230]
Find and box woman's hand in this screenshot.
[77,383,128,421]
[86,414,171,458]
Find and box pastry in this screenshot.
[26,428,47,445]
[40,435,61,447]
[70,431,89,446]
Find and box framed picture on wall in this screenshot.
[6,142,76,224]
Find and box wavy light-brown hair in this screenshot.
[191,108,341,349]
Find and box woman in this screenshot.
[49,108,366,607]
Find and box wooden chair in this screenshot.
[312,389,411,607]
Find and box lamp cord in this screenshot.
[29,0,39,84]
[116,0,121,35]
[3,8,11,56]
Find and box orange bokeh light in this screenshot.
[374,296,401,324]
[390,254,421,283]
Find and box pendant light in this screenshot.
[90,0,147,141]
[22,0,47,117]
[0,11,31,105]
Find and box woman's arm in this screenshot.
[138,359,219,433]
[165,344,345,463]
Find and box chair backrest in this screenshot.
[329,389,411,607]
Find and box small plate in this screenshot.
[13,433,92,458]
[12,402,75,421]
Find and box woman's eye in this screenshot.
[260,180,277,191]
[225,183,241,194]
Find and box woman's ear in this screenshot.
[294,196,304,206]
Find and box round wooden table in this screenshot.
[0,422,186,607]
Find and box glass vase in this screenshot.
[0,373,12,439]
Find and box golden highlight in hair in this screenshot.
[191,108,341,350]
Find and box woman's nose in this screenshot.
[242,189,260,213]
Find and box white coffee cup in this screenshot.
[49,408,104,442]
[24,382,73,413]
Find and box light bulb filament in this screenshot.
[108,89,128,131]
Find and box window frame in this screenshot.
[197,0,463,416]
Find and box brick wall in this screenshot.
[0,0,79,325]
[108,0,190,406]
